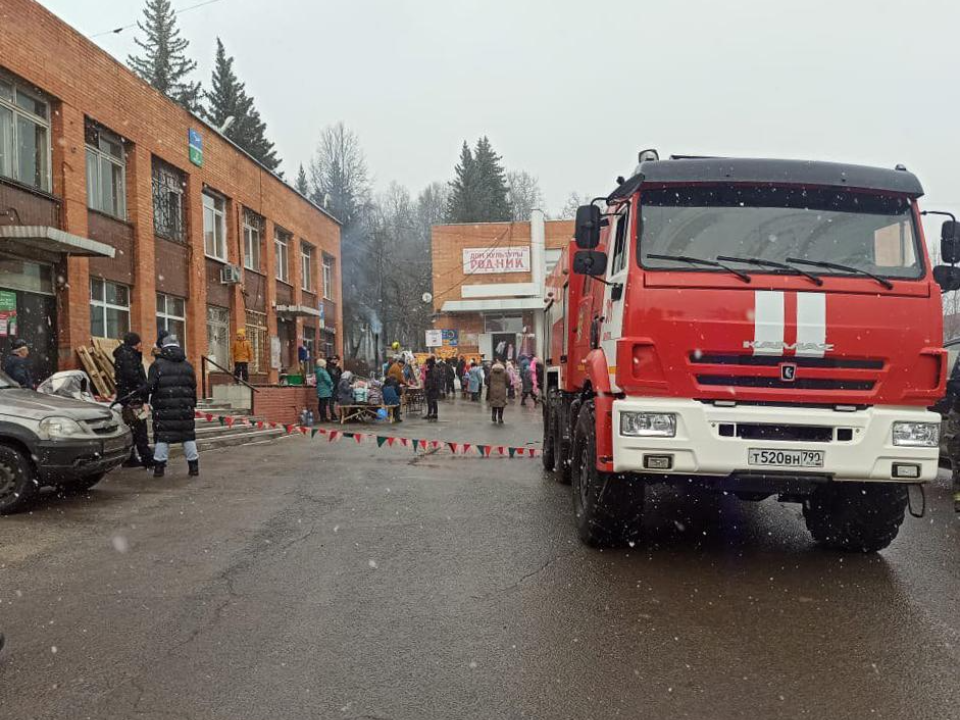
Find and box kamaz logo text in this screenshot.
[743,340,835,353]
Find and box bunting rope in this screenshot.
[196,411,540,459]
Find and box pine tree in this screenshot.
[203,39,281,172]
[295,164,309,195]
[446,142,479,222]
[473,136,511,221]
[127,0,201,111]
[445,138,511,223]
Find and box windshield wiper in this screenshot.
[784,257,894,290]
[646,253,751,283]
[716,255,823,286]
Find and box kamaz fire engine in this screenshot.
[542,151,960,551]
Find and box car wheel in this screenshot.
[0,443,37,515]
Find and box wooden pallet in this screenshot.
[76,346,112,397]
[89,340,117,395]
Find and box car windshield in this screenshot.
[638,185,922,280]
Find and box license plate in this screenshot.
[748,448,824,468]
[103,436,129,454]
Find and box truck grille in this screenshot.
[691,353,881,393]
[723,422,834,443]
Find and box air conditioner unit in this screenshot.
[220,264,242,285]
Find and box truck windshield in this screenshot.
[638,185,922,280]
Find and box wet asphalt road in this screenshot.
[1,398,959,720]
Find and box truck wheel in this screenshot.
[59,473,106,494]
[541,396,556,471]
[554,415,571,485]
[572,401,644,547]
[803,482,909,553]
[0,444,37,515]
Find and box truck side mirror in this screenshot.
[934,264,960,292]
[573,250,607,276]
[575,204,602,249]
[942,220,960,264]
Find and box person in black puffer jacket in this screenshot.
[146,334,198,478]
[113,332,154,468]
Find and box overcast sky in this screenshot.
[37,0,960,235]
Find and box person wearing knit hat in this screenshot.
[114,331,154,468]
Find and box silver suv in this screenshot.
[0,369,132,514]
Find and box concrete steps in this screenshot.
[149,400,287,455]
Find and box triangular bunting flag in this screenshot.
[431,440,440,450]
[269,422,278,429]
[508,447,516,458]
[285,424,295,434]
[205,413,214,423]
[516,447,525,455]
[411,439,420,452]
[419,440,427,451]
[529,448,537,458]
[448,442,458,454]
[387,437,396,447]
[477,445,487,456]
[300,426,309,435]
[311,429,319,438]
[399,437,409,447]
[463,443,471,454]
[354,433,363,444]
[328,430,341,442]
[257,421,265,430]
[343,432,354,439]
[376,436,388,448]
[218,416,225,426]
[497,446,505,456]
[225,416,234,427]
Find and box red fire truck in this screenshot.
[542,151,960,551]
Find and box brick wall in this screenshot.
[0,0,344,380]
[253,386,319,426]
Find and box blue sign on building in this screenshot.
[188,129,203,167]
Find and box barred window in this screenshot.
[152,158,185,242]
[244,310,268,374]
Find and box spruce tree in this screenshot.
[473,136,511,222]
[446,142,479,222]
[127,0,201,111]
[295,164,309,195]
[203,39,281,172]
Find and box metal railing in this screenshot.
[200,355,260,413]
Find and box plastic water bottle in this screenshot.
[307,410,314,426]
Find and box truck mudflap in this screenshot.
[610,398,940,482]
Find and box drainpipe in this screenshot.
[531,209,546,358]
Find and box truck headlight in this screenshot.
[620,412,677,437]
[39,416,86,440]
[892,421,940,447]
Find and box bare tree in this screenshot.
[506,170,544,222]
[559,191,591,219]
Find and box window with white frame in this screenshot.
[84,120,126,219]
[243,209,263,271]
[203,191,227,261]
[152,158,185,241]
[301,242,314,292]
[90,278,130,339]
[0,75,51,191]
[275,229,290,283]
[322,254,335,300]
[156,293,186,344]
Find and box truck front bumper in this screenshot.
[612,398,939,482]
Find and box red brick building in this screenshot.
[0,0,342,387]
[431,212,573,360]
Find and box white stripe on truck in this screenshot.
[752,291,784,355]
[796,293,826,357]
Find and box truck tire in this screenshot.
[571,401,644,547]
[0,444,37,515]
[803,482,909,553]
[554,413,572,485]
[59,472,106,494]
[541,395,556,471]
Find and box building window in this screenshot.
[84,120,126,219]
[152,159,185,241]
[243,209,263,271]
[156,293,186,344]
[301,242,314,292]
[302,326,315,374]
[245,310,268,374]
[0,75,50,191]
[90,278,130,339]
[322,255,334,300]
[321,332,334,360]
[206,305,230,369]
[203,191,227,261]
[275,230,290,283]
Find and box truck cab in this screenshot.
[543,153,957,552]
